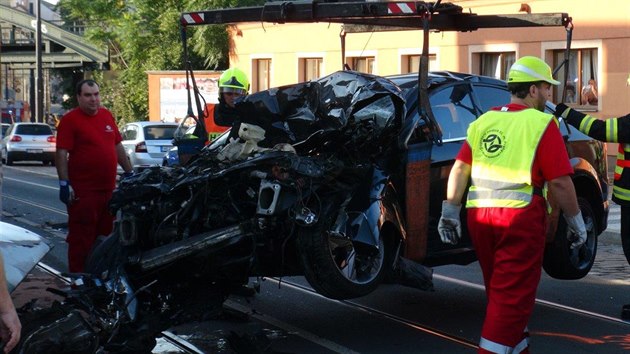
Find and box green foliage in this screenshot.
[55,0,264,125]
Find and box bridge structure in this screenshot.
[1,3,108,121]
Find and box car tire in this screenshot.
[84,229,123,276]
[6,152,14,166]
[543,197,597,280]
[297,208,391,300]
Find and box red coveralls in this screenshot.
[457,104,573,353]
[56,107,122,272]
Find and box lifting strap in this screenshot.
[180,24,208,142]
[417,1,442,145]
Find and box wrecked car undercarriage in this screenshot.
[15,71,433,353]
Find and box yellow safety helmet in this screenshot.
[508,56,560,85]
[219,68,250,95]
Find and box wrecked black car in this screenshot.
[15,70,423,353]
[14,70,608,353]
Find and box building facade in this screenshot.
[226,0,630,124]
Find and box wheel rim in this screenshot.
[326,231,385,285]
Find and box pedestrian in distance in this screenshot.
[55,79,134,273]
[554,101,630,319]
[438,56,587,354]
[0,253,20,353]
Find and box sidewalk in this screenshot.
[598,155,621,245]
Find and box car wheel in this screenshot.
[543,197,597,280]
[84,229,124,276]
[297,208,391,300]
[6,151,14,165]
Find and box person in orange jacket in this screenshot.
[203,68,250,142]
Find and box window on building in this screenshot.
[553,48,599,107]
[479,52,516,80]
[401,54,438,74]
[253,59,271,92]
[347,57,375,74]
[299,58,323,81]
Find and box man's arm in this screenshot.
[115,143,133,173]
[446,159,472,205]
[556,103,630,143]
[548,175,580,216]
[0,253,21,353]
[55,148,70,181]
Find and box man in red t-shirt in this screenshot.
[438,56,587,354]
[55,79,133,273]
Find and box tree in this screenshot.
[56,0,264,123]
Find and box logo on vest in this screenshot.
[480,129,505,158]
[105,125,114,133]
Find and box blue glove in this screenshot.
[59,180,74,205]
[121,171,134,179]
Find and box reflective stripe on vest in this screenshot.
[466,109,552,208]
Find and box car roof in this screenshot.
[386,71,507,90]
[11,122,51,126]
[125,121,178,127]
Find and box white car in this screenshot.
[1,122,57,166]
[0,221,51,293]
[120,121,178,171]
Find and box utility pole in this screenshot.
[35,0,44,123]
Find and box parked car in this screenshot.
[120,122,178,171]
[1,122,56,165]
[0,221,50,293]
[1,123,9,137]
[385,71,609,280]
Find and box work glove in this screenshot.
[121,171,134,180]
[59,180,75,205]
[438,201,462,245]
[564,211,587,249]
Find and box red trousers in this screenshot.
[66,189,114,273]
[468,198,546,354]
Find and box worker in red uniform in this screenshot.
[438,56,587,354]
[56,79,133,273]
[554,101,630,319]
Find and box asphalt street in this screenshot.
[2,155,630,353]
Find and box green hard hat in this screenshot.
[219,68,250,95]
[508,56,560,85]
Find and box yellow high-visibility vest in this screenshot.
[466,108,554,208]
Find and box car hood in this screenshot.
[0,221,51,293]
